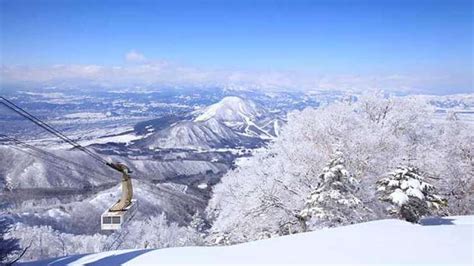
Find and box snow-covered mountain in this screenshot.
[139,118,256,150]
[137,96,282,150]
[194,96,280,139]
[0,146,112,190]
[28,215,473,265]
[0,145,226,190]
[194,96,263,123]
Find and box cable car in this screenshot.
[101,162,137,231]
[101,199,137,230]
[1,97,139,231]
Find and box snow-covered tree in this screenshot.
[434,120,473,215]
[206,103,359,242]
[298,151,372,230]
[189,211,207,235]
[0,216,22,264]
[4,174,14,191]
[10,223,106,262]
[114,214,203,250]
[206,232,232,246]
[207,92,471,243]
[206,97,401,241]
[9,213,204,262]
[376,166,447,223]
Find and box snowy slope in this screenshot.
[138,96,282,150]
[140,119,245,150]
[0,146,224,190]
[194,96,279,139]
[31,216,473,265]
[194,96,262,123]
[0,146,113,189]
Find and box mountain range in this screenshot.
[0,95,286,234]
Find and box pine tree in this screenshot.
[298,151,370,230]
[0,216,21,264]
[376,166,447,223]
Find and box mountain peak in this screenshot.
[194,96,262,123]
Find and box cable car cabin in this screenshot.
[101,199,137,230]
[0,99,139,231]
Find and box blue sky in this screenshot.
[0,0,472,92]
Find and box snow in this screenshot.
[144,119,240,150]
[67,249,136,265]
[38,216,473,265]
[388,179,399,187]
[56,133,144,147]
[46,208,71,219]
[377,166,444,211]
[389,189,409,206]
[63,112,110,119]
[194,96,261,123]
[197,183,208,189]
[406,187,424,199]
[36,126,144,149]
[406,178,421,189]
[91,133,143,145]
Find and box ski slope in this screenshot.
[25,215,473,265]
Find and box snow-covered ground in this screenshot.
[25,216,473,265]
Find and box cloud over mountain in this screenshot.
[0,60,470,94]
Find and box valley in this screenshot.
[0,87,328,234]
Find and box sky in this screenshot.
[0,0,472,93]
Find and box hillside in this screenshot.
[194,96,263,123]
[139,96,278,150]
[139,118,254,150]
[27,215,473,265]
[194,96,277,139]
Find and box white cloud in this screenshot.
[0,61,470,94]
[125,50,147,63]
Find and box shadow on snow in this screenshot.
[420,217,455,226]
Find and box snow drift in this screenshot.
[27,215,473,265]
